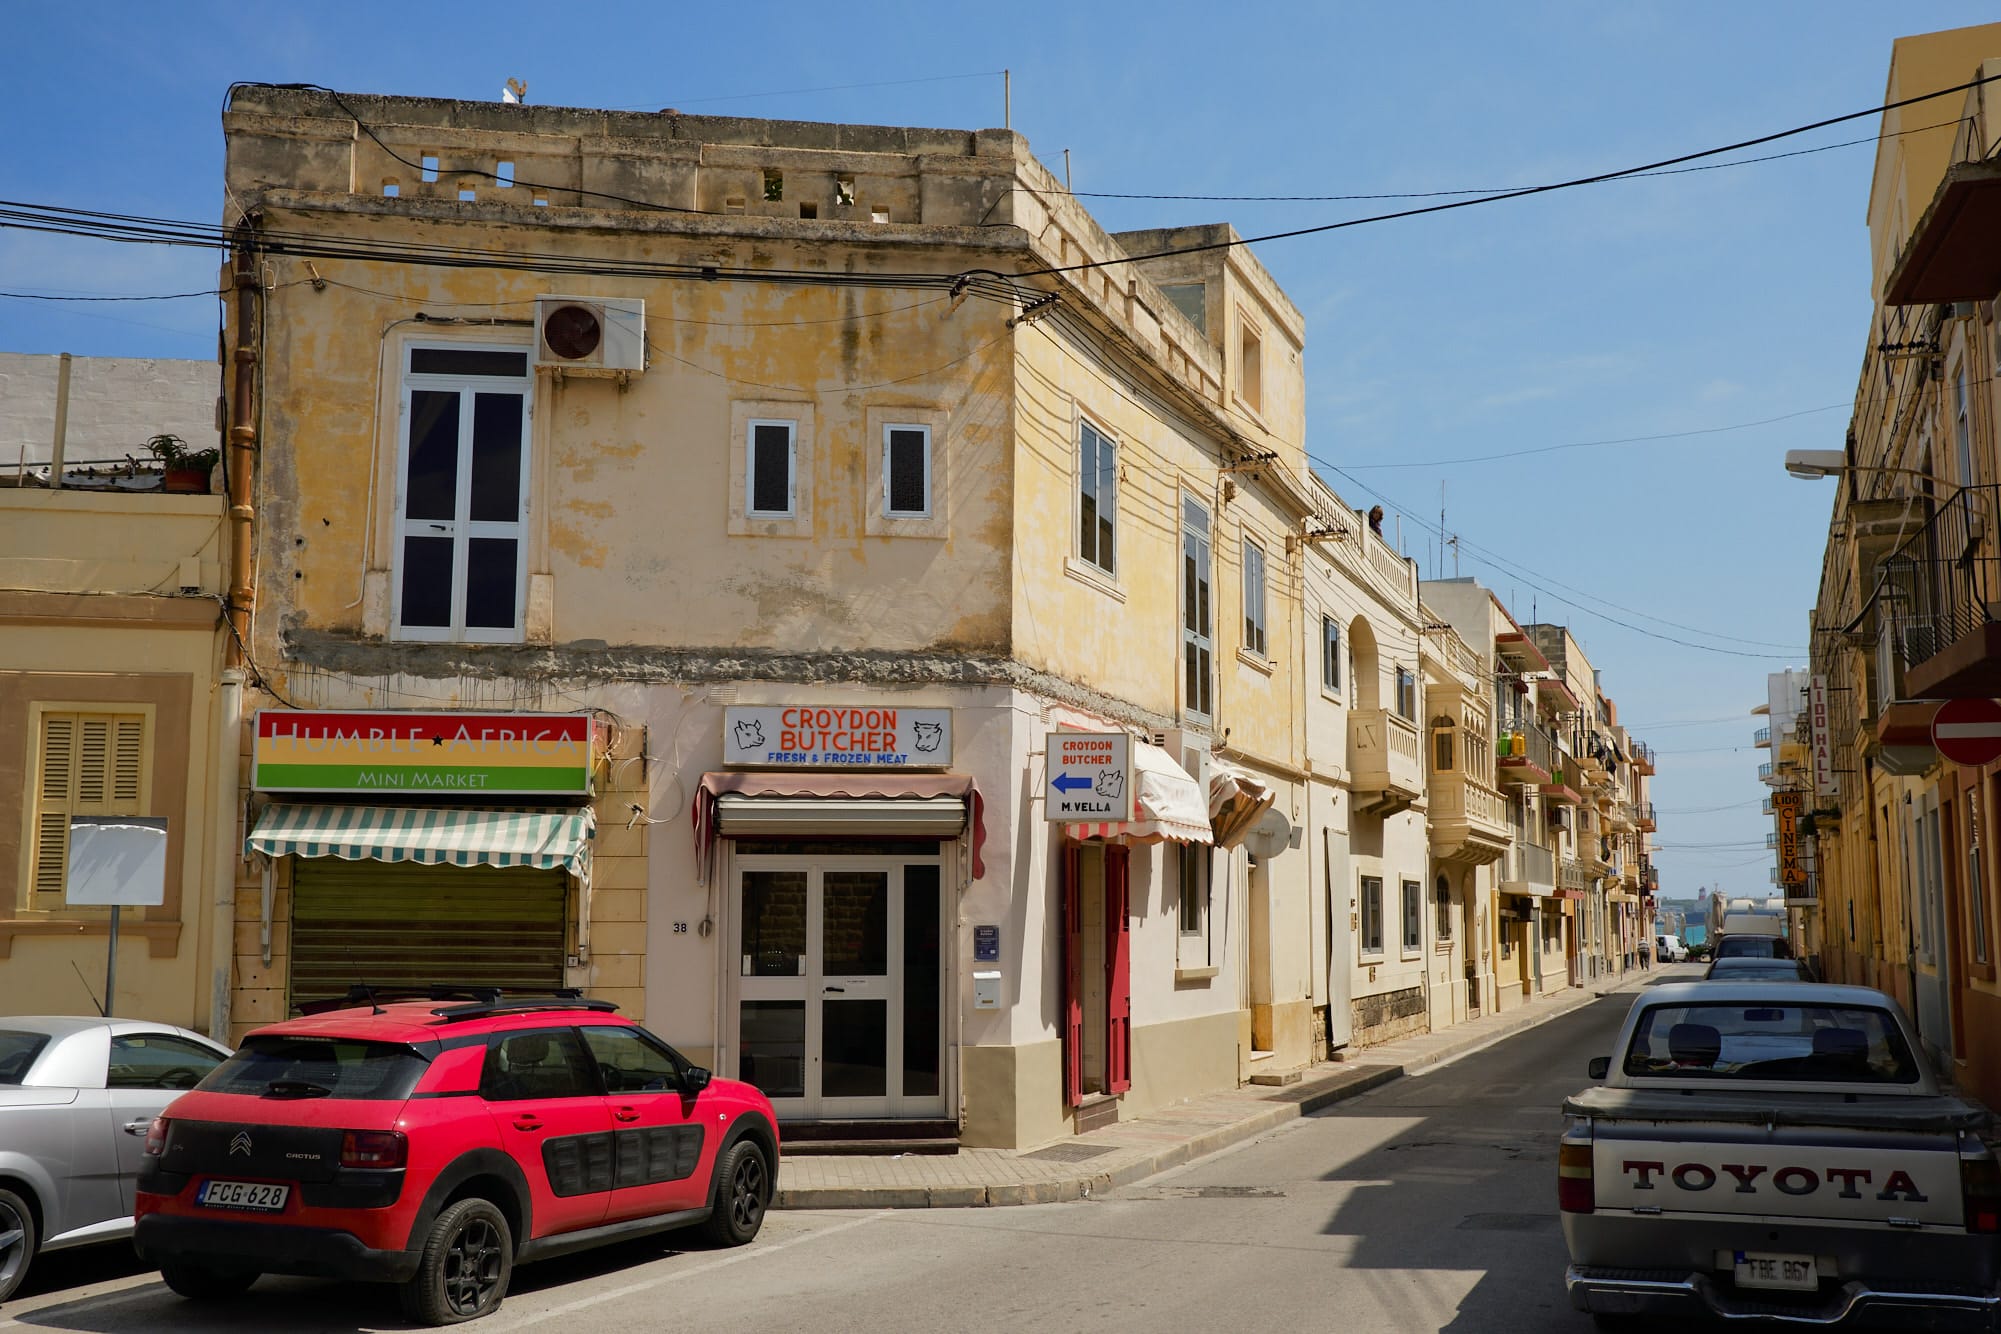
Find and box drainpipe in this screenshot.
[208,668,246,1041]
[225,225,260,670]
[48,352,72,489]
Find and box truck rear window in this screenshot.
[1623,1002,1920,1085]
[198,1035,429,1100]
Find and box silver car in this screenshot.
[0,1017,230,1302]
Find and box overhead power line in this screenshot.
[1014,73,2001,278]
[1050,116,1969,202]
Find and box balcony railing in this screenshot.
[1879,484,2001,698]
[1631,740,1655,775]
[1635,801,1656,832]
[1502,840,1556,893]
[1496,719,1556,786]
[1754,726,1771,747]
[1766,831,1779,848]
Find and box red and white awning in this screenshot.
[1065,740,1212,845]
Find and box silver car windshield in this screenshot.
[0,1031,51,1084]
[1623,1002,1919,1084]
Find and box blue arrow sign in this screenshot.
[1051,772,1093,793]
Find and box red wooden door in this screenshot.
[1105,845,1132,1094]
[1063,843,1083,1107]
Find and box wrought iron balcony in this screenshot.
[1495,719,1556,787]
[1631,740,1655,775]
[1635,801,1656,832]
[1877,484,2001,699]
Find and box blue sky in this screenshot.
[7,1,1998,893]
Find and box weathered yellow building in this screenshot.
[0,356,233,1031]
[220,86,1336,1148]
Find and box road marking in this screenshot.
[480,1210,890,1331]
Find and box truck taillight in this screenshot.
[1558,1139,1594,1213]
[143,1116,168,1157]
[340,1130,408,1169]
[1962,1153,2001,1233]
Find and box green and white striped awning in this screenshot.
[246,803,594,875]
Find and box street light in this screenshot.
[1783,450,1958,490]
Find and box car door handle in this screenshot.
[512,1116,544,1132]
[612,1106,640,1123]
[122,1120,152,1135]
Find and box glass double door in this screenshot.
[733,857,945,1120]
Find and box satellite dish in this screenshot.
[1243,807,1293,859]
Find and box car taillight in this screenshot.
[340,1130,408,1169]
[1961,1153,2001,1233]
[143,1116,169,1157]
[1558,1139,1594,1213]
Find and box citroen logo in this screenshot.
[229,1131,253,1157]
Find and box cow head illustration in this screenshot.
[1094,769,1126,800]
[732,719,765,750]
[913,722,944,753]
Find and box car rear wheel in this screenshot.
[159,1261,259,1300]
[0,1187,36,1303]
[701,1139,771,1247]
[400,1197,512,1326]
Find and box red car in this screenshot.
[134,989,778,1325]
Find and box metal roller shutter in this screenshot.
[289,860,568,1010]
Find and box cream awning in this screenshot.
[246,803,594,876]
[1065,740,1212,845]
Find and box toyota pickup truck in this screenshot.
[1561,982,2001,1330]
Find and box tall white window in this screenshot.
[1402,878,1423,953]
[28,711,147,906]
[1321,616,1342,693]
[1078,420,1117,574]
[745,419,797,518]
[1242,540,1267,657]
[882,423,931,518]
[1395,666,1418,720]
[1178,844,1211,966]
[1183,498,1213,720]
[395,344,531,642]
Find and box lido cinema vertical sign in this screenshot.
[723,706,952,768]
[253,711,596,795]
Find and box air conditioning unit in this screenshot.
[533,296,646,376]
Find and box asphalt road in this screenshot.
[0,988,1648,1334]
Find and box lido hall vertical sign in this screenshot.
[253,712,595,795]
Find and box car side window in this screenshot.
[107,1034,224,1090]
[479,1028,599,1101]
[578,1025,683,1095]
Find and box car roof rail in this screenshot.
[429,992,622,1022]
[295,984,506,1016]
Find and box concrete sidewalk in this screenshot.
[774,964,1676,1210]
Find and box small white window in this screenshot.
[1238,317,1263,415]
[1321,616,1342,694]
[745,420,796,518]
[1395,666,1418,721]
[1243,540,1267,657]
[1360,875,1384,958]
[1177,845,1211,968]
[882,424,931,518]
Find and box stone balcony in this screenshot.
[1349,707,1423,818]
[1428,770,1511,865]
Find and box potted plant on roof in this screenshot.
[146,433,219,495]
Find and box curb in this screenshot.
[773,975,1648,1210]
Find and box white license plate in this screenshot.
[1735,1251,1817,1291]
[198,1179,290,1212]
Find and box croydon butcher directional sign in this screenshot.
[1046,732,1132,821]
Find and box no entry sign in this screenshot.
[1932,698,2001,767]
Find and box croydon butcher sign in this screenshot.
[723,705,953,768]
[253,711,595,795]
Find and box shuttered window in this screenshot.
[29,711,149,904]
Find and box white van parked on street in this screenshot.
[1654,934,1689,963]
